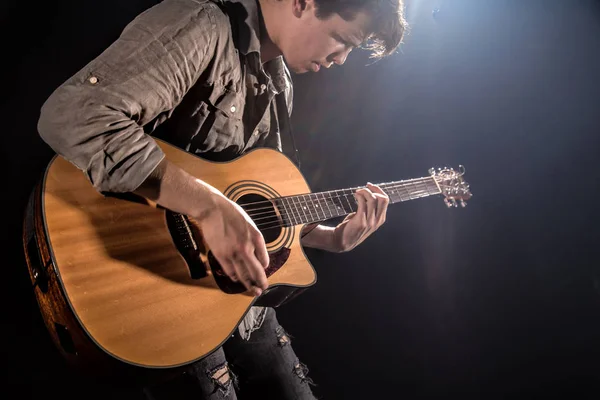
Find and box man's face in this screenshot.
[278,0,372,73]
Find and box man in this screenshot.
[37,0,407,398]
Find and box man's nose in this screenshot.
[333,48,352,65]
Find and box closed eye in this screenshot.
[332,33,358,49]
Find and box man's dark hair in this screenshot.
[313,0,408,58]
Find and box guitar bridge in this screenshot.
[165,211,207,279]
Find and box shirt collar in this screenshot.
[223,0,262,56]
[266,57,290,94]
[221,0,289,94]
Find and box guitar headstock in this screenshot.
[429,165,472,208]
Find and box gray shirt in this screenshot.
[37,0,294,339]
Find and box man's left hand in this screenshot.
[332,183,389,252]
[299,183,390,252]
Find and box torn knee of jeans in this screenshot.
[207,362,238,395]
[293,360,315,386]
[276,325,292,347]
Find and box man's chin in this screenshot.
[280,53,312,73]
[288,65,310,74]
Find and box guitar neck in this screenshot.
[275,176,441,226]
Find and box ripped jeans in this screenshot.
[143,307,316,400]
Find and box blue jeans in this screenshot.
[142,307,316,400]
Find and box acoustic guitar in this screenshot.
[23,138,471,382]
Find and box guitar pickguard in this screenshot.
[208,247,291,294]
[166,210,291,294]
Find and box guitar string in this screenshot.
[248,182,439,230]
[245,182,437,224]
[243,179,437,220]
[253,186,438,232]
[247,185,434,223]
[240,177,437,216]
[234,176,436,210]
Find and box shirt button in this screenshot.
[254,130,259,136]
[230,105,236,113]
[260,84,267,91]
[89,76,98,84]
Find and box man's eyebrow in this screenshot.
[332,32,362,48]
[350,38,364,47]
[350,35,369,48]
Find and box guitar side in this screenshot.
[23,140,317,379]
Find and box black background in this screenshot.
[2,0,599,398]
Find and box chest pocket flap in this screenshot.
[190,83,245,154]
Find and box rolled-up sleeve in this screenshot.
[38,0,219,192]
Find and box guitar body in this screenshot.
[23,139,316,383]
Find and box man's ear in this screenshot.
[292,0,314,18]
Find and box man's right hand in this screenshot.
[134,158,269,296]
[196,194,269,296]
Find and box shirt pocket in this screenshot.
[190,83,245,154]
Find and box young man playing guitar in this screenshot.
[37,0,407,397]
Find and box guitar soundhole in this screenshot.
[237,193,281,243]
[209,193,290,294]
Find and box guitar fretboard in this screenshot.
[273,177,441,226]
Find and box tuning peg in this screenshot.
[451,198,457,207]
[444,198,452,208]
[460,200,467,208]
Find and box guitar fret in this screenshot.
[422,181,431,197]
[298,195,312,222]
[416,182,427,198]
[417,182,429,198]
[306,194,315,222]
[415,182,425,198]
[294,196,303,223]
[338,192,347,215]
[277,199,289,226]
[311,193,324,221]
[381,184,392,202]
[320,192,333,218]
[409,181,417,199]
[422,181,432,196]
[401,182,411,201]
[285,197,298,225]
[423,181,434,196]
[313,193,327,220]
[304,194,318,222]
[392,185,403,203]
[313,193,321,218]
[328,192,341,217]
[382,184,399,204]
[338,190,350,215]
[315,193,325,218]
[309,195,318,220]
[342,189,355,213]
[292,196,306,224]
[392,183,400,201]
[290,196,301,223]
[328,191,343,217]
[427,178,440,195]
[298,195,310,223]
